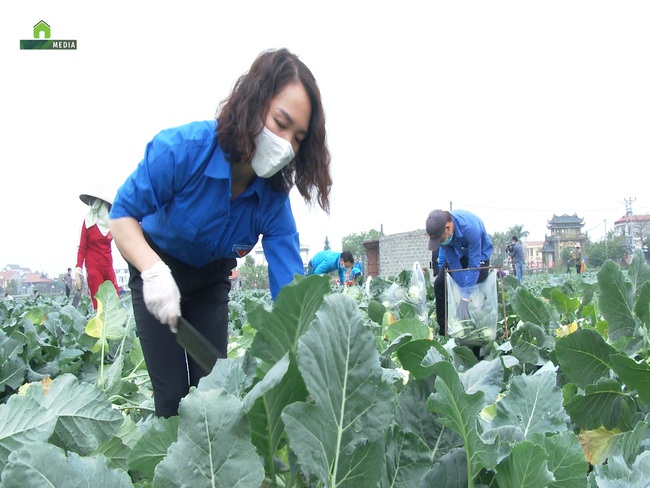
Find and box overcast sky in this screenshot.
[2,1,649,278]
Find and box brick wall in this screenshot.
[377,229,433,278]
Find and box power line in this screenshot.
[454,202,650,215]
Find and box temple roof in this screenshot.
[547,213,584,227]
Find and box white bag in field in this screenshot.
[445,269,498,347]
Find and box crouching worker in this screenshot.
[426,209,493,358]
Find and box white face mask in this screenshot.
[251,126,295,178]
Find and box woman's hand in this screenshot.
[141,261,181,332]
[74,267,83,290]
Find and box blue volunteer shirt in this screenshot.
[109,120,304,300]
[438,209,493,290]
[308,250,346,283]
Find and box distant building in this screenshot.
[542,214,585,268]
[115,268,130,292]
[523,240,544,269]
[613,214,650,251]
[1,264,55,295]
[229,269,242,291]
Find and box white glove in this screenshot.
[141,261,181,332]
[74,267,83,290]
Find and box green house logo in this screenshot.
[33,20,51,39]
[20,20,77,50]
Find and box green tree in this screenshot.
[561,245,574,271]
[324,236,331,250]
[506,224,529,241]
[238,255,269,290]
[6,279,18,296]
[489,231,509,267]
[585,232,628,268]
[490,225,528,269]
[341,229,383,261]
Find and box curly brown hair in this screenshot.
[216,48,332,213]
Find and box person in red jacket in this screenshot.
[75,185,120,309]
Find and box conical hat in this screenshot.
[79,184,115,206]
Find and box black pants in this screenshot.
[129,235,236,417]
[434,258,490,356]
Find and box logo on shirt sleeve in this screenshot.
[232,244,253,257]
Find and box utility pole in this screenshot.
[603,219,607,259]
[624,197,636,255]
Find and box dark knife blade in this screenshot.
[176,317,225,372]
[72,289,82,307]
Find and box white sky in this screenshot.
[2,1,649,278]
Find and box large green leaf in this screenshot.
[549,289,580,318]
[85,281,128,343]
[635,281,650,327]
[247,356,307,472]
[1,443,134,487]
[126,416,179,478]
[197,355,250,398]
[420,448,468,488]
[489,366,567,442]
[154,388,264,488]
[597,260,636,342]
[0,392,57,473]
[530,431,588,488]
[616,413,650,464]
[249,274,330,364]
[589,451,650,488]
[512,287,553,327]
[626,251,650,295]
[388,378,460,487]
[459,358,505,406]
[609,353,650,405]
[395,339,449,380]
[555,329,617,389]
[367,299,386,325]
[383,426,438,488]
[0,330,27,393]
[386,317,431,342]
[282,294,396,488]
[33,373,123,456]
[564,378,636,430]
[495,441,555,488]
[426,361,499,483]
[510,322,554,365]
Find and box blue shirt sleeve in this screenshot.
[313,259,330,274]
[260,198,303,300]
[110,123,215,222]
[338,266,346,283]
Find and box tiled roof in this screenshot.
[613,214,650,226]
[547,214,584,226]
[23,273,54,284]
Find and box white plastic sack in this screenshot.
[445,269,498,347]
[378,262,428,323]
[410,261,428,324]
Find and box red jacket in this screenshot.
[76,223,114,270]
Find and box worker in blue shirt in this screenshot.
[109,48,332,417]
[307,250,354,284]
[346,261,363,286]
[426,209,493,339]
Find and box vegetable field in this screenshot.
[1,252,650,488]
